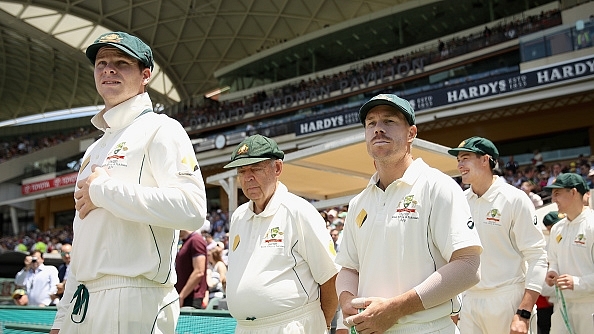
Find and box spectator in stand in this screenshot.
[53,243,72,301]
[521,181,544,209]
[14,250,60,306]
[176,229,208,309]
[547,163,563,186]
[12,289,28,306]
[207,247,227,300]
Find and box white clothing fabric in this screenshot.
[15,264,59,306]
[461,176,547,334]
[226,182,339,323]
[335,158,482,328]
[465,176,547,292]
[547,208,594,333]
[53,93,206,330]
[58,275,179,334]
[459,283,536,334]
[234,300,327,334]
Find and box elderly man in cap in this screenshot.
[335,94,482,333]
[544,173,594,334]
[223,134,339,333]
[50,31,207,334]
[448,136,547,334]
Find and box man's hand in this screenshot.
[49,329,59,334]
[510,314,529,334]
[555,274,575,290]
[344,297,400,334]
[75,166,107,219]
[545,270,558,287]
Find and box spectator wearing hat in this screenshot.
[12,289,28,306]
[544,173,594,333]
[223,134,339,333]
[336,94,482,333]
[50,31,207,334]
[448,136,547,334]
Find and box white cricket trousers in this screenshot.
[234,300,327,334]
[58,275,180,334]
[458,283,536,334]
[550,296,594,333]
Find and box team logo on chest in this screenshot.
[484,208,502,226]
[573,233,586,247]
[261,226,285,248]
[105,142,129,169]
[392,194,419,222]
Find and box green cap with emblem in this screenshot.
[359,94,415,126]
[86,31,154,70]
[447,136,500,160]
[224,134,284,169]
[543,173,589,195]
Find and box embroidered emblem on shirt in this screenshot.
[356,209,367,228]
[483,208,502,226]
[105,142,128,169]
[573,233,586,246]
[261,227,284,248]
[393,194,419,222]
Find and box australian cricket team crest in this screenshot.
[573,233,586,247]
[393,194,419,222]
[261,226,285,248]
[105,142,129,169]
[484,208,502,226]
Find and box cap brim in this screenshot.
[359,100,413,125]
[86,43,141,66]
[447,147,477,157]
[223,157,271,169]
[542,184,564,191]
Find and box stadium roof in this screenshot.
[0,0,405,125]
[0,0,554,127]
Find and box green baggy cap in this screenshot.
[359,94,415,126]
[86,31,154,70]
[543,173,589,195]
[447,136,500,160]
[224,134,284,169]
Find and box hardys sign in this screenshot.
[295,55,594,135]
[405,55,594,112]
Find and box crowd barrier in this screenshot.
[0,306,237,334]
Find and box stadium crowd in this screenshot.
[0,9,561,165]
